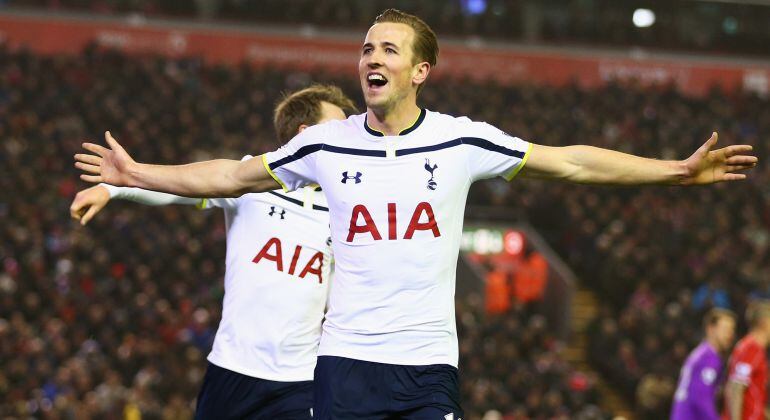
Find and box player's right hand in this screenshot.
[75,131,137,187]
[70,185,111,225]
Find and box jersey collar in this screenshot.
[364,108,426,137]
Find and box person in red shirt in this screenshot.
[485,267,511,315]
[512,248,548,304]
[724,301,770,420]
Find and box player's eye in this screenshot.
[362,47,373,55]
[385,48,396,54]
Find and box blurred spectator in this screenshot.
[693,278,732,311]
[723,300,770,420]
[671,308,736,420]
[512,247,548,305]
[629,281,656,313]
[636,368,675,419]
[485,263,511,315]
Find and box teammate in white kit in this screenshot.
[71,85,357,419]
[75,9,757,419]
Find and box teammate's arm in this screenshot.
[75,132,279,197]
[69,184,202,225]
[521,132,757,185]
[724,380,746,420]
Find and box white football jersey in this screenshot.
[263,110,531,367]
[201,159,332,381]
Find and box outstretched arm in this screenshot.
[69,184,202,225]
[521,132,757,185]
[75,132,279,197]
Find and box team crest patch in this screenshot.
[424,159,438,190]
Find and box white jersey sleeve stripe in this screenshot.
[504,142,534,181]
[262,154,288,192]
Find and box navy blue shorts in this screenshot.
[195,362,313,420]
[313,356,463,420]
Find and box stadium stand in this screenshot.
[8,0,770,56]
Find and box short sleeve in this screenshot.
[262,125,324,192]
[729,345,756,386]
[197,197,238,209]
[730,361,753,385]
[461,120,532,182]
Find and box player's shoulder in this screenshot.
[322,112,366,137]
[733,336,760,357]
[287,112,366,147]
[425,109,475,127]
[426,110,502,137]
[284,122,330,148]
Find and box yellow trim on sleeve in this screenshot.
[262,154,289,192]
[504,142,534,181]
[196,199,208,210]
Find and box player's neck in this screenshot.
[366,102,421,136]
[749,330,769,348]
[705,337,720,352]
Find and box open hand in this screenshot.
[75,131,137,186]
[681,132,758,185]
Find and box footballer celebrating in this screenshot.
[71,85,356,419]
[75,9,757,419]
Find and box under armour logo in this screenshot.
[341,171,362,184]
[268,206,286,219]
[424,159,438,190]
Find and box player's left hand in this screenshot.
[680,132,758,185]
[70,185,111,225]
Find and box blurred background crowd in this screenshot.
[1,2,769,418]
[9,0,770,56]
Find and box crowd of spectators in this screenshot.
[8,0,770,57]
[458,294,604,419]
[0,46,608,418]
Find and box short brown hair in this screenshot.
[373,9,439,94]
[703,308,736,329]
[273,84,358,144]
[746,300,770,327]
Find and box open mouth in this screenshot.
[367,73,388,88]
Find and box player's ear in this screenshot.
[412,62,430,87]
[297,124,310,134]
